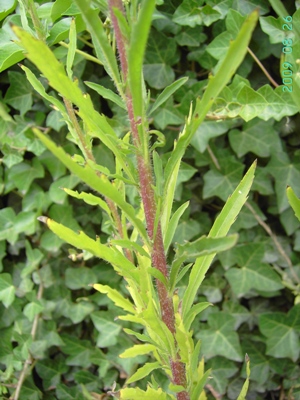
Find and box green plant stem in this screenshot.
[245,201,300,284]
[59,41,104,66]
[108,2,189,398]
[22,0,45,42]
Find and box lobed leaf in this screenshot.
[93,284,135,314]
[37,217,137,280]
[33,128,148,245]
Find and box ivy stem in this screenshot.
[11,280,43,400]
[247,47,279,88]
[108,2,189,398]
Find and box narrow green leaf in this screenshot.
[191,369,211,400]
[164,10,258,201]
[128,0,156,118]
[63,188,112,219]
[175,234,238,263]
[66,17,76,79]
[120,386,173,400]
[37,217,137,280]
[287,186,300,222]
[237,355,250,400]
[190,340,201,380]
[182,161,256,320]
[147,267,168,288]
[184,302,212,331]
[33,128,148,245]
[13,27,134,182]
[73,0,122,95]
[149,77,189,115]
[84,81,126,109]
[93,284,135,314]
[126,361,161,384]
[110,239,150,259]
[164,201,189,253]
[119,344,157,359]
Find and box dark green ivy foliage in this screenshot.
[0,0,300,399]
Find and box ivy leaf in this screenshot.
[191,119,236,153]
[65,267,97,290]
[259,304,300,362]
[152,99,184,129]
[267,152,300,213]
[236,85,267,121]
[60,334,92,368]
[144,30,179,89]
[203,157,244,201]
[259,15,285,44]
[4,71,33,115]
[7,157,44,195]
[35,358,69,390]
[67,301,95,324]
[206,31,233,60]
[206,356,239,395]
[229,119,282,157]
[197,312,243,362]
[91,311,122,348]
[0,273,15,308]
[225,243,284,297]
[0,208,17,244]
[173,0,204,27]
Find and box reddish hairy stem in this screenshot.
[108,1,189,397]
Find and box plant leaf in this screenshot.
[287,186,300,222]
[126,362,161,384]
[93,284,135,314]
[182,161,256,320]
[149,77,189,115]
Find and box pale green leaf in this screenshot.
[84,81,126,110]
[149,77,189,115]
[164,201,189,253]
[120,386,174,400]
[237,355,251,400]
[119,344,157,359]
[66,17,76,79]
[126,362,161,384]
[38,217,137,280]
[93,284,135,314]
[182,161,256,319]
[287,186,300,222]
[0,273,16,308]
[33,128,148,244]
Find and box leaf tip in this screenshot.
[37,216,49,224]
